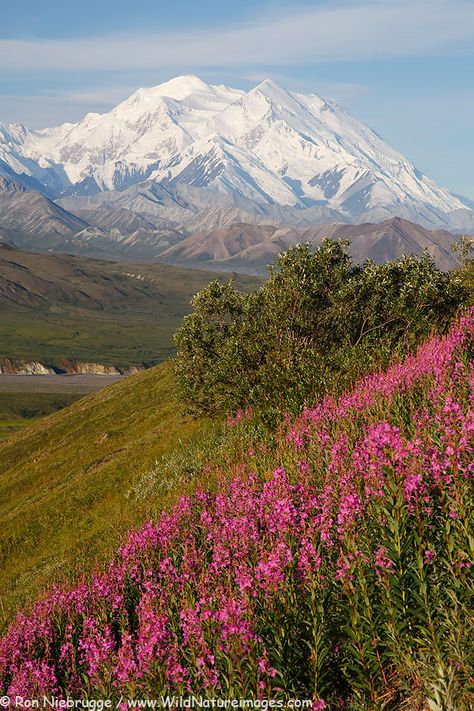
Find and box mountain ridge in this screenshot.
[1,75,472,231]
[159,216,463,273]
[1,174,470,270]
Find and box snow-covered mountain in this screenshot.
[0,75,472,229]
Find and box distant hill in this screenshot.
[0,175,88,248]
[160,217,464,273]
[0,245,260,367]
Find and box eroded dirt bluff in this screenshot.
[0,358,55,375]
[0,358,144,375]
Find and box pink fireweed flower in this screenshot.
[257,655,278,678]
[335,551,354,583]
[375,545,395,576]
[78,617,116,680]
[116,632,139,683]
[337,492,364,534]
[256,542,293,591]
[423,548,436,565]
[298,538,322,581]
[404,472,424,504]
[227,406,253,428]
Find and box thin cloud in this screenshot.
[58,87,136,105]
[0,88,138,128]
[0,0,473,73]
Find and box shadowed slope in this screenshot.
[160,217,464,273]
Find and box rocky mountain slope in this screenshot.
[0,174,469,270]
[0,175,88,248]
[159,217,463,273]
[1,75,473,231]
[0,175,186,258]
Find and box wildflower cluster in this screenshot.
[1,310,473,709]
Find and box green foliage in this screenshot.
[451,235,474,306]
[174,279,247,414]
[174,241,466,418]
[451,234,474,265]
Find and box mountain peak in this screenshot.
[243,78,307,120]
[0,75,470,229]
[255,78,282,91]
[119,75,214,110]
[252,78,292,102]
[150,74,212,100]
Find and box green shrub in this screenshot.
[174,241,467,419]
[451,236,474,304]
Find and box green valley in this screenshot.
[0,244,260,368]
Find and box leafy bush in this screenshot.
[174,241,466,419]
[452,235,474,304]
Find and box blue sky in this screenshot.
[1,0,473,198]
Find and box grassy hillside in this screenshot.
[0,376,126,440]
[0,392,82,441]
[2,242,471,701]
[1,311,472,707]
[0,363,217,625]
[0,245,260,367]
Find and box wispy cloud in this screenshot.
[56,87,136,105]
[0,0,473,73]
[0,88,138,128]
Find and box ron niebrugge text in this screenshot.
[2,698,314,710]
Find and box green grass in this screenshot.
[0,392,84,441]
[0,306,180,367]
[0,392,83,420]
[0,362,216,627]
[0,249,260,368]
[0,418,42,441]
